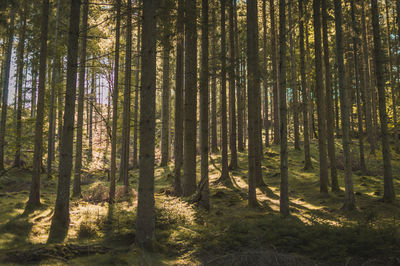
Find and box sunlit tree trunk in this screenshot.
[136,0,157,248]
[48,0,81,242]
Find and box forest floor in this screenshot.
[0,140,399,265]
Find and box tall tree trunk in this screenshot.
[132,11,141,169]
[198,0,210,210]
[270,0,280,144]
[262,0,269,148]
[57,57,64,144]
[120,0,132,188]
[73,0,89,198]
[30,64,37,118]
[370,0,395,202]
[26,0,49,208]
[136,0,157,248]
[246,0,259,207]
[279,0,289,216]
[235,0,244,152]
[48,0,80,242]
[88,70,94,162]
[211,4,218,153]
[109,0,121,203]
[160,0,172,167]
[228,0,238,169]
[334,0,355,210]
[14,2,28,168]
[173,0,184,196]
[350,1,367,174]
[289,0,300,151]
[385,0,399,152]
[182,0,198,196]
[46,0,61,178]
[313,0,329,194]
[322,0,339,191]
[218,0,230,182]
[361,1,375,154]
[299,0,312,170]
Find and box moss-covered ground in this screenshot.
[0,140,399,265]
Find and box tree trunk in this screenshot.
[132,11,141,169]
[160,0,172,167]
[136,0,157,248]
[120,0,132,188]
[228,0,238,169]
[262,0,269,149]
[270,0,280,144]
[48,0,81,242]
[88,70,94,162]
[109,0,121,203]
[334,0,355,210]
[289,0,300,151]
[322,0,339,191]
[361,1,375,154]
[14,3,28,168]
[73,0,89,198]
[313,0,329,194]
[299,0,312,170]
[370,0,395,202]
[350,1,367,174]
[211,4,218,153]
[279,0,289,216]
[182,0,198,196]
[246,0,259,207]
[27,0,49,208]
[46,0,61,178]
[218,0,230,183]
[198,0,210,210]
[173,0,184,196]
[235,0,244,152]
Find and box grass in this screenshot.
[0,140,399,265]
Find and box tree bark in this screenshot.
[246,0,259,207]
[228,0,238,169]
[370,0,395,202]
[73,0,89,198]
[48,0,81,242]
[334,0,355,210]
[182,0,198,196]
[211,3,218,154]
[270,0,280,145]
[132,9,141,169]
[313,0,329,194]
[198,0,210,210]
[27,0,49,208]
[322,0,339,191]
[109,0,121,203]
[218,0,230,183]
[279,0,289,216]
[136,0,157,248]
[120,0,133,188]
[173,0,184,196]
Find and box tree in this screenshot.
[270,0,280,145]
[46,0,61,178]
[279,0,289,216]
[289,0,300,151]
[262,0,269,148]
[210,2,218,154]
[160,0,173,167]
[313,0,329,194]
[132,8,141,169]
[136,0,157,248]
[246,0,259,207]
[182,0,198,196]
[120,0,132,189]
[198,0,210,210]
[109,0,121,203]
[334,0,355,210]
[173,0,184,196]
[14,1,28,168]
[73,0,89,198]
[299,0,312,170]
[370,0,395,202]
[228,0,238,169]
[322,0,339,191]
[48,0,81,242]
[26,0,49,208]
